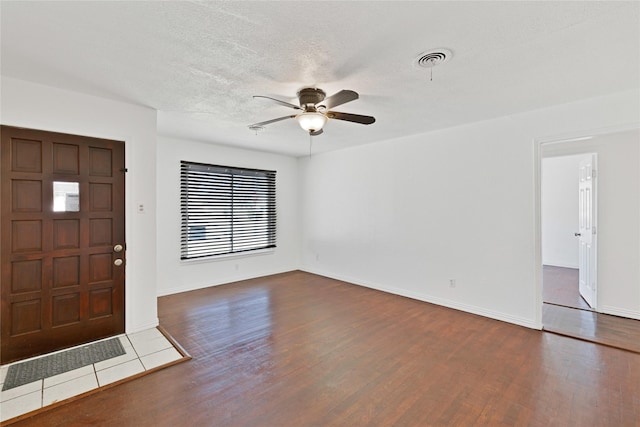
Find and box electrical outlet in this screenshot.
[449,279,456,288]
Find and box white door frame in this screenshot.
[533,124,640,329]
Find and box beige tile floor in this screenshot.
[0,328,183,423]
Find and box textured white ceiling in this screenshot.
[2,1,639,156]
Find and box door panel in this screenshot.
[1,125,125,364]
[578,153,597,308]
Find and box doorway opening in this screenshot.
[541,153,596,312]
[537,127,640,353]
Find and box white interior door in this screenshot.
[577,154,597,308]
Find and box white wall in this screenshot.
[155,136,299,296]
[4,75,637,333]
[1,76,159,333]
[299,89,640,328]
[541,155,581,268]
[542,130,640,319]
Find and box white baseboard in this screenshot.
[542,263,579,269]
[301,267,541,330]
[126,319,160,334]
[599,305,640,320]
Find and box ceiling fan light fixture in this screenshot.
[297,111,327,132]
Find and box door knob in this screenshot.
[114,258,123,266]
[114,244,124,252]
[574,232,581,237]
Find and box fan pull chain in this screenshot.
[430,58,435,81]
[309,133,313,157]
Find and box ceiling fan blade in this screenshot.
[248,115,296,127]
[319,90,359,110]
[326,111,376,125]
[310,129,323,136]
[253,95,302,110]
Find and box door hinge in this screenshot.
[592,225,597,235]
[592,169,597,179]
[120,168,128,173]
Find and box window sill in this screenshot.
[180,248,275,265]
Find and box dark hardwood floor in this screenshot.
[543,304,640,354]
[542,265,591,310]
[11,271,640,426]
[542,265,640,354]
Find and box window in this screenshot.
[180,161,276,259]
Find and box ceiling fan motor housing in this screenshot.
[297,87,326,108]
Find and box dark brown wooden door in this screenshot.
[1,126,125,364]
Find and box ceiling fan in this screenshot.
[249,87,375,136]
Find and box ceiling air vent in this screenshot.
[413,48,452,69]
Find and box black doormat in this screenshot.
[2,338,125,391]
